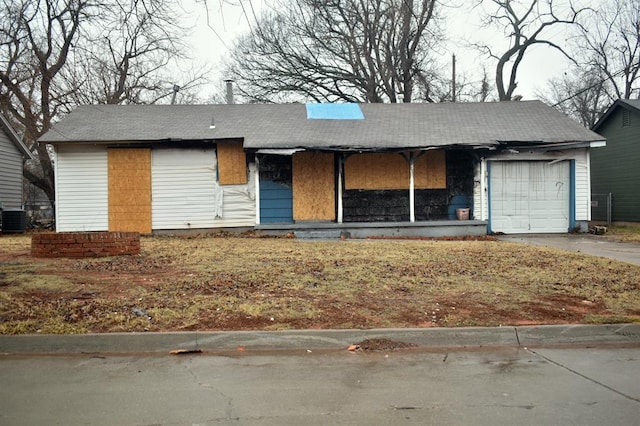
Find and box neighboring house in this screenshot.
[591,99,640,223]
[38,101,605,235]
[1,113,33,216]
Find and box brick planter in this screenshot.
[31,232,141,258]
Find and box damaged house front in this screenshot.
[39,101,605,237]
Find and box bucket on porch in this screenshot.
[456,208,470,220]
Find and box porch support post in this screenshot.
[480,158,487,221]
[409,152,415,223]
[255,156,261,225]
[337,153,344,223]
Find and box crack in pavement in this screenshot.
[525,348,640,404]
[181,358,238,421]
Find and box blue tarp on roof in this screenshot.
[305,103,364,120]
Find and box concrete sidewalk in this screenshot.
[1,323,639,355]
[497,234,640,266]
[3,326,640,425]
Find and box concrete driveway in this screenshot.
[496,234,640,266]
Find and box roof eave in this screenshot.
[592,99,640,131]
[497,140,606,151]
[1,113,35,160]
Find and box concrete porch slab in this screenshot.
[256,220,488,239]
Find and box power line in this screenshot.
[551,62,640,107]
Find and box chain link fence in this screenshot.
[591,193,612,225]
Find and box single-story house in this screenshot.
[591,99,640,223]
[38,101,605,236]
[1,113,34,231]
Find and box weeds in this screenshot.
[0,234,639,334]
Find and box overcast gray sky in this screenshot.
[183,0,576,101]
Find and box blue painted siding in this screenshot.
[260,180,293,223]
[447,195,473,220]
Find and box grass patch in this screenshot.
[0,263,73,293]
[0,234,639,334]
[605,224,640,243]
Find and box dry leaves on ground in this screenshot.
[0,234,639,334]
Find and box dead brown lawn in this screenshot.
[604,224,640,243]
[1,233,639,334]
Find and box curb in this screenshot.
[1,324,639,355]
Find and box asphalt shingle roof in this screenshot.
[39,101,604,150]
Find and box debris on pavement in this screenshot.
[169,349,203,355]
[348,338,417,352]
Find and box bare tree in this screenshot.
[0,0,92,205]
[0,0,207,207]
[475,0,586,101]
[576,0,640,100]
[65,0,209,105]
[540,67,612,127]
[448,66,495,102]
[226,0,442,103]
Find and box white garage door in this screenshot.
[490,161,570,234]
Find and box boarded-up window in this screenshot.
[293,152,335,221]
[414,150,446,189]
[217,141,247,185]
[345,151,446,190]
[345,153,406,190]
[108,148,152,233]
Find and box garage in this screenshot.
[489,161,571,234]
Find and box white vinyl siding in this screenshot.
[220,162,257,227]
[473,160,487,221]
[152,149,256,230]
[0,131,23,210]
[152,149,222,230]
[55,145,108,232]
[575,149,591,221]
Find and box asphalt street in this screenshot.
[1,325,639,425]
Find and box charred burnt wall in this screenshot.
[343,150,476,222]
[258,155,292,185]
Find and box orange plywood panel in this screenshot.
[414,150,447,189]
[108,148,152,233]
[345,153,409,190]
[217,141,247,185]
[293,152,336,221]
[344,151,446,190]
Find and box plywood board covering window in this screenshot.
[414,150,446,189]
[293,152,336,221]
[217,141,247,185]
[108,148,152,233]
[344,151,446,190]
